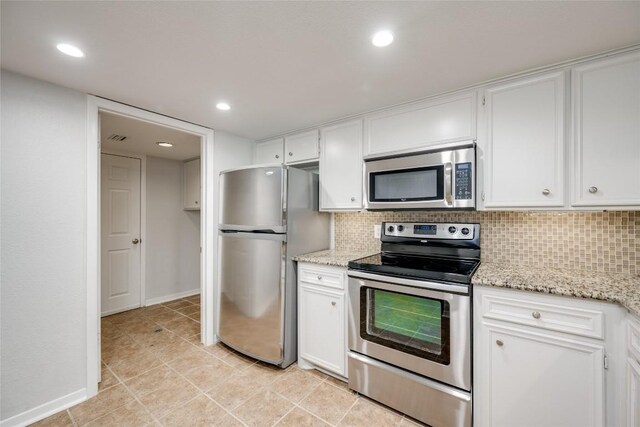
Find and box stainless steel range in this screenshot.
[347,222,480,427]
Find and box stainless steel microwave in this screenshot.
[364,142,476,210]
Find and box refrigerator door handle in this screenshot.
[219,224,287,234]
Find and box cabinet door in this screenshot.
[284,130,319,164]
[363,92,476,157]
[477,323,605,427]
[628,357,640,427]
[482,72,565,208]
[183,159,201,210]
[320,120,363,210]
[572,52,640,207]
[255,138,284,164]
[299,285,345,376]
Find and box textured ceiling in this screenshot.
[2,1,639,140]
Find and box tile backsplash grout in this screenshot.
[334,211,639,276]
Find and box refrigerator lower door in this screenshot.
[219,166,286,233]
[218,231,286,364]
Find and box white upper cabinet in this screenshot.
[255,138,284,164]
[284,129,319,164]
[571,51,640,208]
[183,158,201,210]
[363,91,476,157]
[319,119,363,211]
[481,71,565,208]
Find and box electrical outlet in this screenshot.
[373,224,381,239]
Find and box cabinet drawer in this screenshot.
[629,315,640,363]
[481,294,604,340]
[299,264,344,290]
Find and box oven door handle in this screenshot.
[444,162,453,206]
[347,270,469,295]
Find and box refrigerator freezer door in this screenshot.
[218,231,286,364]
[219,166,286,232]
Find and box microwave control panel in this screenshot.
[455,162,473,200]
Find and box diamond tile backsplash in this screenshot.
[334,211,639,275]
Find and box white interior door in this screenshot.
[101,154,142,316]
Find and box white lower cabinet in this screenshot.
[474,286,626,427]
[297,263,347,378]
[627,314,640,427]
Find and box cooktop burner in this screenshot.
[348,222,481,285]
[348,253,480,284]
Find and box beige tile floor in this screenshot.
[32,296,424,427]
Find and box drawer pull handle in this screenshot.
[317,275,322,280]
[331,301,336,307]
[532,311,541,319]
[496,339,504,347]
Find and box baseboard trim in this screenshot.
[145,289,200,306]
[0,388,86,427]
[101,303,141,317]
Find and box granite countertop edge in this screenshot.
[472,262,640,318]
[293,250,640,317]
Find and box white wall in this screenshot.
[145,156,200,302]
[1,71,87,421]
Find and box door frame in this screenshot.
[100,151,147,315]
[86,96,216,398]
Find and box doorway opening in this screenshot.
[86,96,216,399]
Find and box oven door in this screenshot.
[348,271,471,391]
[364,144,475,210]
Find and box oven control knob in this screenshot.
[448,226,457,234]
[387,225,395,233]
[397,225,404,232]
[461,227,470,235]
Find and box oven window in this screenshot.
[370,166,444,202]
[361,288,450,365]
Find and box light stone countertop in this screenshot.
[292,249,376,268]
[472,262,640,318]
[293,250,640,317]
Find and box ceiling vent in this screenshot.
[106,134,128,142]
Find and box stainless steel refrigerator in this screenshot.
[218,165,330,368]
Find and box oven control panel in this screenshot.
[383,222,476,239]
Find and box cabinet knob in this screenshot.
[275,154,279,159]
[289,152,293,156]
[350,197,356,202]
[532,311,541,319]
[588,186,598,194]
[132,238,140,245]
[331,301,336,307]
[542,189,550,196]
[496,339,504,347]
[317,275,322,280]
[195,200,198,204]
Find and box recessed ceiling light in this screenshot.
[371,30,394,47]
[56,43,85,58]
[216,102,231,111]
[156,142,173,148]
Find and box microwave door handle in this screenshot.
[444,162,453,206]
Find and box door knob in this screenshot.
[588,186,598,194]
[132,238,140,244]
